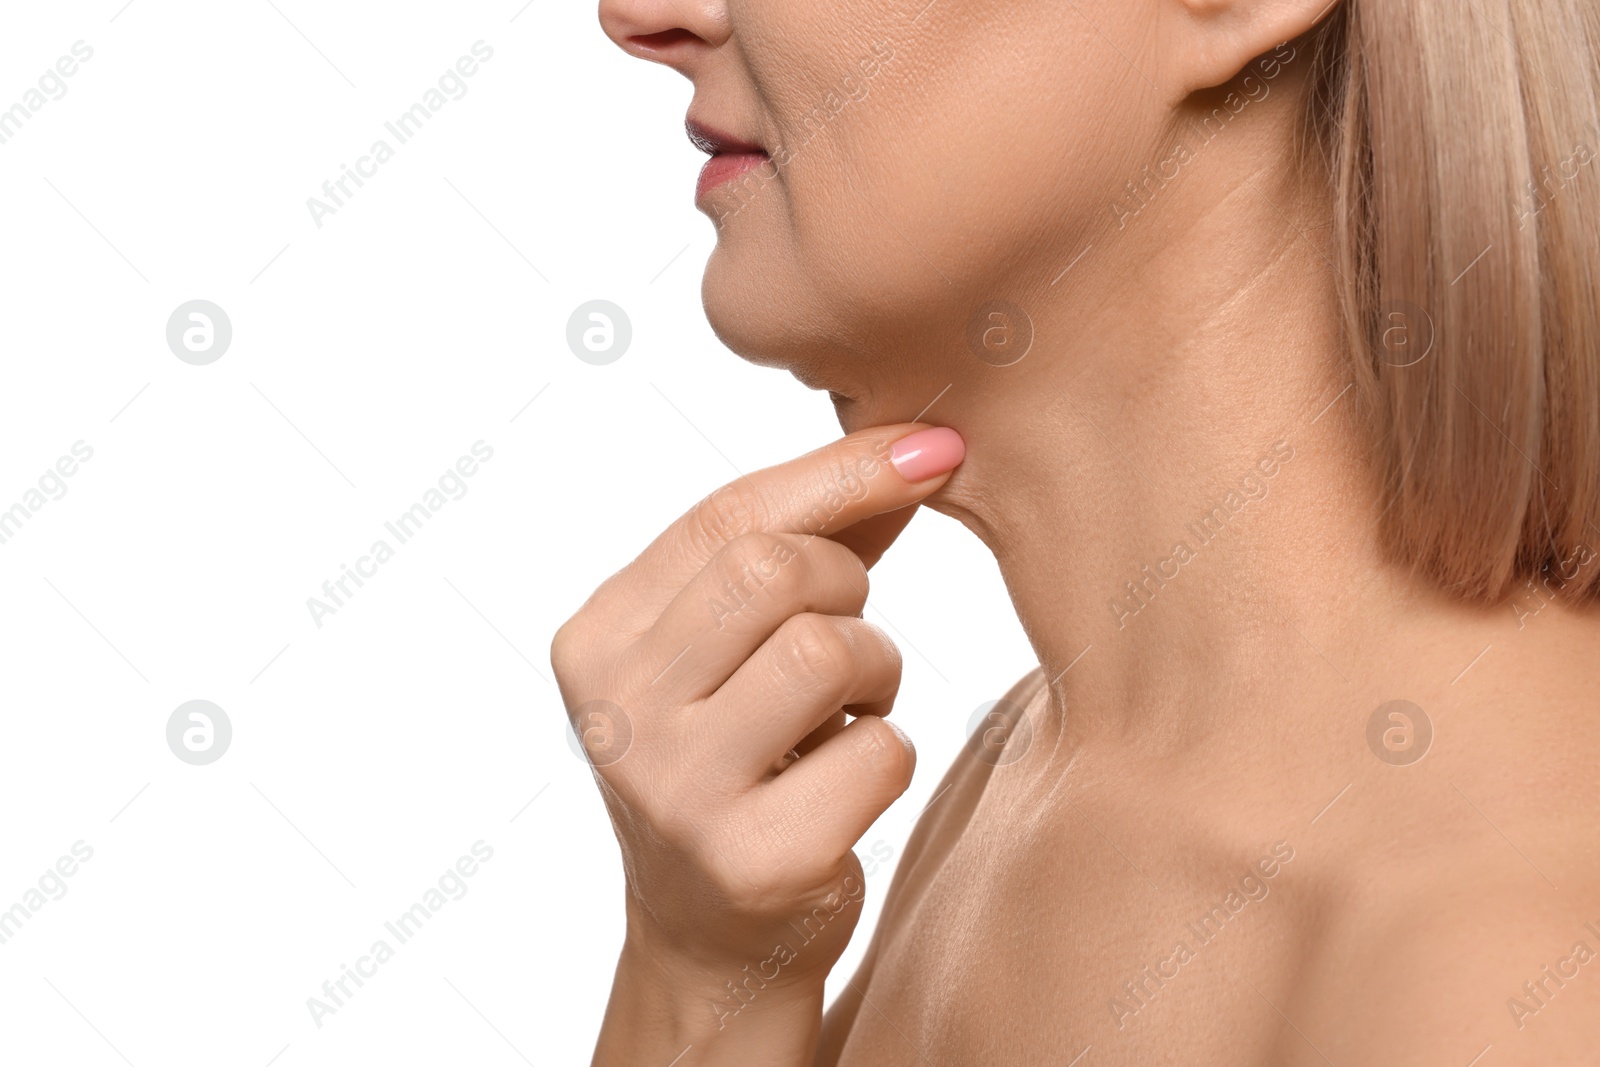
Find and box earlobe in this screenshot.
[1168,0,1340,91]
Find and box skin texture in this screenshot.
[575,0,1600,1063]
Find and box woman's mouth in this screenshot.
[686,117,771,201]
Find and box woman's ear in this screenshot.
[1166,0,1340,91]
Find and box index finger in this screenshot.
[616,422,965,625]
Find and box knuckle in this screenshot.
[687,485,765,554]
[722,532,803,592]
[804,538,869,608]
[854,716,914,782]
[780,613,851,686]
[550,580,628,680]
[858,620,902,674]
[710,535,805,626]
[842,546,871,603]
[549,615,588,680]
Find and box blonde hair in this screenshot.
[1303,1,1600,603]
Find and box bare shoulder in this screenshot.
[883,662,1047,896]
[815,664,1045,1065]
[861,660,1044,937]
[1290,856,1600,1065]
[1303,617,1600,1063]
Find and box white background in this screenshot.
[0,2,1031,1064]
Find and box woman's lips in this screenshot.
[695,151,770,200]
[686,117,771,202]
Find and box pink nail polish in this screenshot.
[889,427,965,482]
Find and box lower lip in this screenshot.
[696,152,771,201]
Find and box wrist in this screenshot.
[595,937,826,1066]
[621,930,829,1013]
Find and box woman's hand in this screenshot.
[554,423,964,1063]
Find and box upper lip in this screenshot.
[685,117,766,156]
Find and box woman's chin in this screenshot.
[700,246,816,370]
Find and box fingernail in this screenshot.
[889,427,965,483]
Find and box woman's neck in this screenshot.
[843,155,1448,751]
